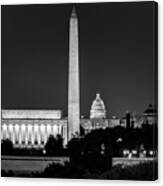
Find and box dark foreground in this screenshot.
[2,160,158,180]
[1,126,158,180]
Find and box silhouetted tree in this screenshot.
[67,137,81,167]
[44,135,63,156]
[1,139,13,155]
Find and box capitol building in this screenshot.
[1,93,109,148]
[1,92,156,149]
[1,7,157,149]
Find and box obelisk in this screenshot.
[68,6,80,140]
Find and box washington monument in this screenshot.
[68,6,80,140]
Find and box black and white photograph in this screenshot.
[1,1,158,180]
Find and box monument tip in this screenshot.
[71,5,77,17]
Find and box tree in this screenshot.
[1,139,13,155]
[44,135,63,156]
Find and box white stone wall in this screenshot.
[68,8,80,140]
[108,119,121,128]
[2,109,62,119]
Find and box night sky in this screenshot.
[1,2,156,117]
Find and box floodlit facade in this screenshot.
[68,6,80,140]
[1,103,157,148]
[90,93,106,119]
[1,110,68,148]
[143,104,157,125]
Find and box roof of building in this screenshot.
[144,104,157,114]
[1,109,62,119]
[91,93,106,111]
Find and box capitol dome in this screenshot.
[90,93,106,119]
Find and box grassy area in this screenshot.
[2,161,158,180]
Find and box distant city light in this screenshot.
[149,150,154,155]
[43,149,46,154]
[132,150,137,155]
[116,138,123,142]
